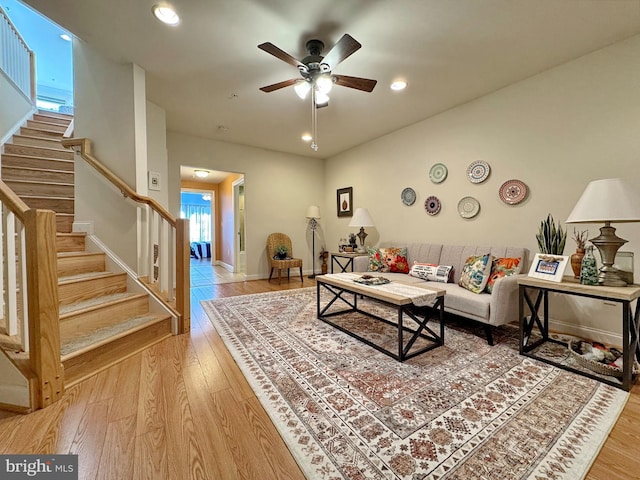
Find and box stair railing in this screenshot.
[61,138,190,333]
[0,6,36,102]
[0,179,63,409]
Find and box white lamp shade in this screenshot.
[294,80,311,99]
[566,178,640,224]
[306,205,320,219]
[348,208,375,227]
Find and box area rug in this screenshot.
[202,288,628,480]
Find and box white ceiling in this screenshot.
[23,0,640,160]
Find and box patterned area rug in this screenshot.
[202,288,628,479]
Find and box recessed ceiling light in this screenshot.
[152,4,180,26]
[301,133,313,142]
[390,80,407,91]
[194,170,209,178]
[60,34,72,42]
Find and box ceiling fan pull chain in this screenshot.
[311,88,318,151]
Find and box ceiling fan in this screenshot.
[257,33,377,107]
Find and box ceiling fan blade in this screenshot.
[334,75,377,92]
[259,79,299,93]
[258,42,304,68]
[321,34,361,70]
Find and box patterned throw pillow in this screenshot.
[367,247,409,273]
[458,254,493,294]
[485,257,522,293]
[409,262,454,283]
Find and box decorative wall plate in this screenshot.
[466,160,491,183]
[458,196,480,218]
[499,179,528,205]
[401,187,416,206]
[424,196,441,215]
[429,163,448,183]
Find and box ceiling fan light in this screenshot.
[315,75,333,94]
[194,170,210,178]
[294,80,311,99]
[152,4,180,26]
[315,91,330,106]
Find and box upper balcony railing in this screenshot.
[0,6,35,102]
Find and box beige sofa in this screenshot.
[352,243,529,345]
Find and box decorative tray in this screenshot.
[568,340,639,378]
[353,275,391,286]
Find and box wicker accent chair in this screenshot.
[267,233,303,284]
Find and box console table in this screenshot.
[330,252,368,273]
[518,276,640,391]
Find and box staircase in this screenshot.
[1,110,175,391]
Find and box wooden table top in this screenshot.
[317,273,445,306]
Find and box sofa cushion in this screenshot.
[458,254,493,293]
[367,247,410,273]
[409,262,453,283]
[485,257,522,293]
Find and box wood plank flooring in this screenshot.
[1,276,639,479]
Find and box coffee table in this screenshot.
[316,273,445,361]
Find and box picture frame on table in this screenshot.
[337,187,353,217]
[527,254,569,282]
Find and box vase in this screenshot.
[570,248,585,279]
[580,246,599,285]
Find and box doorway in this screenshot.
[180,190,213,263]
[233,177,246,275]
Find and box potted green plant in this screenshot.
[536,214,567,255]
[275,245,289,259]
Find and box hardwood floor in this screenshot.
[1,276,639,479]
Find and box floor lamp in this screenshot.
[306,206,320,278]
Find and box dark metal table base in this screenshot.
[317,281,444,362]
[519,284,640,391]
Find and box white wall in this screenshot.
[324,35,640,342]
[73,39,143,269]
[167,132,324,279]
[146,101,169,208]
[0,71,33,143]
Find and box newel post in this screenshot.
[24,209,64,408]
[175,218,190,333]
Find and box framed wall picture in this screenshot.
[527,254,569,282]
[337,187,353,217]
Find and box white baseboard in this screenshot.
[548,318,622,347]
[72,221,94,234]
[217,261,233,272]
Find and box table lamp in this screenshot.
[566,178,640,286]
[306,205,320,278]
[348,208,375,253]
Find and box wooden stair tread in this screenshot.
[58,271,124,284]
[59,292,146,318]
[57,251,101,258]
[37,110,73,120]
[1,153,74,165]
[10,134,67,147]
[60,313,171,360]
[5,179,75,187]
[2,165,74,175]
[19,194,74,200]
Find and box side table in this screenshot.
[331,252,368,273]
[518,275,640,391]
